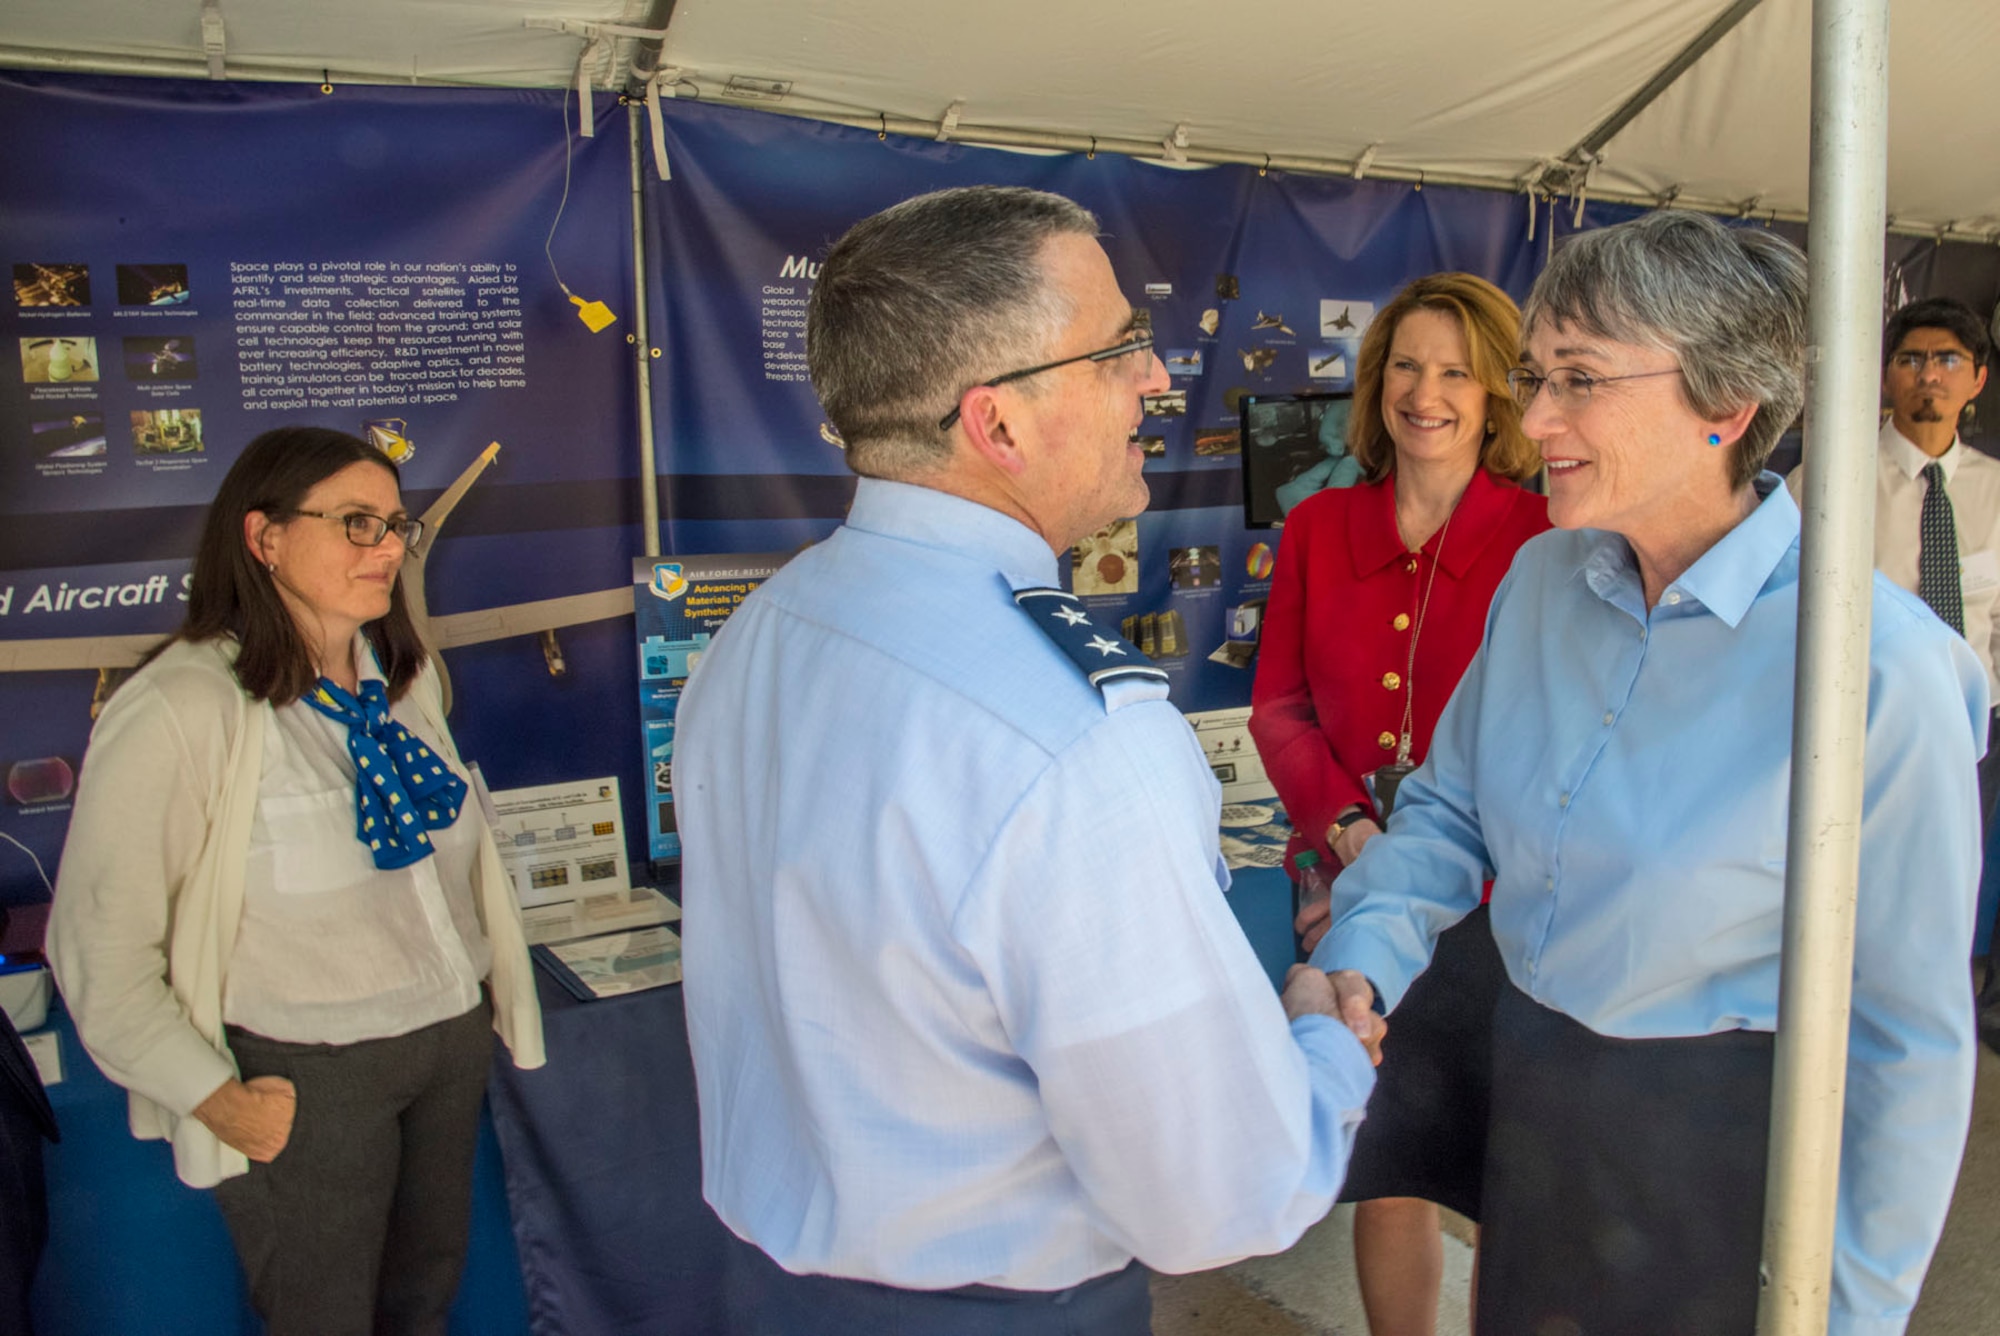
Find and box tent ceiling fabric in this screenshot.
[0,0,656,87]
[2,0,1997,232]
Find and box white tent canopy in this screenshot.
[4,0,1999,235]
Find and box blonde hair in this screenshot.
[1348,272,1539,484]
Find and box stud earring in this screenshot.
[1707,433,1723,447]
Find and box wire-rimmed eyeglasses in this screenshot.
[1506,366,1683,411]
[1888,349,1975,375]
[290,509,427,555]
[938,333,1156,432]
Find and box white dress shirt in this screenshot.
[676,479,1374,1291]
[1790,419,2000,698]
[224,637,490,1044]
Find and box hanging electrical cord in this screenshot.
[546,78,618,332]
[0,832,54,898]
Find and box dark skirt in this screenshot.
[1477,983,1775,1336]
[1337,904,1504,1220]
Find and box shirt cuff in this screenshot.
[1309,928,1416,1014]
[1288,1012,1377,1110]
[144,1027,241,1119]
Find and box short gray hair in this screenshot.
[1522,210,1807,490]
[806,186,1099,479]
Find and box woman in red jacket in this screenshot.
[1249,272,1548,1336]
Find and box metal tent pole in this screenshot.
[630,101,661,558]
[1758,0,1890,1331]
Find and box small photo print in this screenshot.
[1162,348,1203,377]
[1320,299,1376,339]
[1073,518,1140,596]
[1169,545,1223,591]
[116,263,191,307]
[1120,609,1188,660]
[130,408,203,453]
[529,865,571,890]
[653,758,673,795]
[20,336,98,383]
[14,263,90,308]
[1309,347,1350,381]
[1134,434,1167,457]
[1142,389,1187,418]
[579,857,620,883]
[123,336,197,381]
[31,413,107,458]
[1193,427,1240,457]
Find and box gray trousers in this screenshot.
[213,998,494,1336]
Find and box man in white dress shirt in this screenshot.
[1790,296,2000,1047]
[673,186,1380,1335]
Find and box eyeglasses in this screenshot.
[938,332,1156,431]
[290,509,426,554]
[1506,366,1683,411]
[1888,349,1976,374]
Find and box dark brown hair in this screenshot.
[161,425,426,704]
[1348,272,1541,485]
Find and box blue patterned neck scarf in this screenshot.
[302,676,468,870]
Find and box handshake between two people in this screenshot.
[1281,964,1386,1066]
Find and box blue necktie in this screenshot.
[1919,461,1965,637]
[302,677,468,870]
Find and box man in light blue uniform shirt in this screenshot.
[674,186,1378,1334]
[1315,208,1987,1336]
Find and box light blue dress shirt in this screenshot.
[676,478,1375,1291]
[1315,475,1987,1336]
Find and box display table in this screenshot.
[26,863,1294,1336]
[28,992,528,1336]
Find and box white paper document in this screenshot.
[484,777,633,909]
[543,925,684,998]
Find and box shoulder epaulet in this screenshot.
[1013,587,1170,709]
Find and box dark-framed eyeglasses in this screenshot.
[1506,366,1683,411]
[1888,349,1975,375]
[290,509,426,554]
[938,333,1156,432]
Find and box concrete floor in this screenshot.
[1155,1042,2000,1335]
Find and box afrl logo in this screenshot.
[648,562,688,602]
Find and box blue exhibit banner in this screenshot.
[0,72,644,905]
[642,98,1539,726]
[0,72,637,618]
[632,552,789,871]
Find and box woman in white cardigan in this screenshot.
[48,425,543,1336]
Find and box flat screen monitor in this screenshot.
[1239,392,1359,529]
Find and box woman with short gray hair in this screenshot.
[1312,210,1985,1334]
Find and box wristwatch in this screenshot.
[1326,806,1366,850]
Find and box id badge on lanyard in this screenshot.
[1365,761,1417,821]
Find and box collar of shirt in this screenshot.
[352,631,385,686]
[1578,472,1797,629]
[844,477,1060,590]
[1881,415,1963,482]
[1347,468,1524,578]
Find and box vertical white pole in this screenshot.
[1758,0,1889,1332]
[630,102,662,558]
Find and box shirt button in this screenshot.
[1603,711,1615,726]
[1377,731,1397,750]
[1558,792,1570,808]
[1638,628,1648,641]
[1405,558,1419,573]
[1665,591,1682,605]
[1382,671,1402,690]
[1545,876,1555,891]
[1393,613,1411,631]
